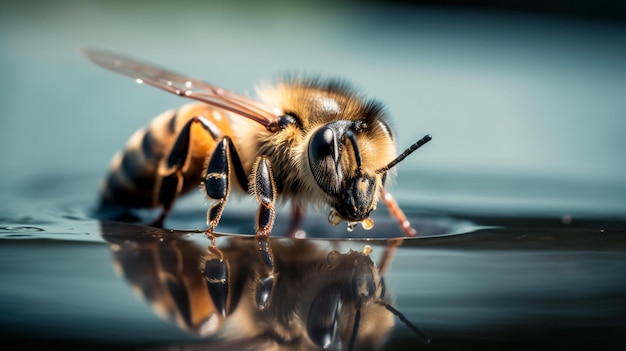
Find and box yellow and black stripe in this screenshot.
[99,103,234,210]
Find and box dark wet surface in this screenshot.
[1,201,625,350]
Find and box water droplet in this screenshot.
[328,210,341,226]
[561,214,572,224]
[361,245,373,255]
[361,218,374,230]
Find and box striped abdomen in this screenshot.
[99,103,235,209]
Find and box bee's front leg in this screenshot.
[250,156,277,310]
[378,189,415,274]
[380,189,417,237]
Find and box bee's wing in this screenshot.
[82,48,281,129]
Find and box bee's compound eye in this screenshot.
[309,126,337,161]
[309,126,341,195]
[328,209,342,226]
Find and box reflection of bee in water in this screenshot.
[84,49,432,238]
[102,223,430,350]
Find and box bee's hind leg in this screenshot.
[152,116,224,228]
[152,172,182,228]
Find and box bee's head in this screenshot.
[308,120,381,227]
[308,119,431,231]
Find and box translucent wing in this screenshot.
[82,48,281,129]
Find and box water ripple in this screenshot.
[0,225,45,233]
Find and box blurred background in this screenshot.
[1,0,625,220]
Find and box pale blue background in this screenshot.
[1,1,625,217]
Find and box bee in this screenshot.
[84,49,432,238]
[101,222,431,350]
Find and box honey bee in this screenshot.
[101,222,431,350]
[84,49,432,238]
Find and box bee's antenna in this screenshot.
[375,134,432,174]
[377,300,431,344]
